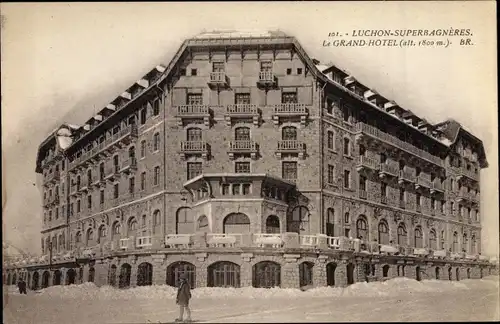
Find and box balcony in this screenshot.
[299,235,319,248]
[415,175,432,190]
[455,167,479,182]
[398,170,416,184]
[275,140,306,159]
[228,141,258,160]
[206,233,241,248]
[355,122,443,167]
[175,105,211,127]
[271,103,308,127]
[457,190,479,205]
[179,141,209,160]
[379,163,399,179]
[120,157,138,174]
[165,234,193,249]
[257,71,277,88]
[47,170,61,184]
[430,181,445,194]
[105,165,121,181]
[224,104,260,126]
[359,190,367,200]
[356,156,379,172]
[207,72,230,89]
[253,234,283,248]
[136,236,152,248]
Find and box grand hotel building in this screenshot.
[4,31,498,290]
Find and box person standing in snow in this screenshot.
[17,278,27,295]
[176,273,192,322]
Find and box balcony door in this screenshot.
[187,128,202,142]
[235,127,250,141]
[282,126,297,141]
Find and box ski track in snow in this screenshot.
[3,276,499,323]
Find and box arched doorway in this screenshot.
[265,215,280,234]
[397,265,405,277]
[383,265,390,278]
[223,213,251,234]
[435,267,440,279]
[88,267,95,283]
[166,262,196,288]
[416,266,421,281]
[326,263,336,286]
[53,270,62,285]
[346,263,355,285]
[448,267,452,281]
[32,272,39,290]
[137,262,153,286]
[299,262,314,287]
[207,261,240,288]
[42,271,50,288]
[108,265,117,287]
[455,268,460,281]
[253,261,281,288]
[467,268,471,279]
[66,269,76,285]
[119,264,132,288]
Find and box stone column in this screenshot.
[240,253,254,287]
[195,253,208,288]
[313,255,328,287]
[82,265,90,283]
[405,261,416,279]
[94,260,109,287]
[282,254,300,288]
[152,254,166,285]
[60,268,67,285]
[335,260,347,287]
[129,257,138,287]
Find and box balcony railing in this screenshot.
[253,234,283,248]
[165,234,193,248]
[431,181,445,193]
[276,140,306,159]
[208,72,229,88]
[225,104,260,126]
[379,163,399,178]
[257,71,276,86]
[356,122,443,166]
[299,235,319,247]
[228,141,258,160]
[356,156,379,171]
[206,233,241,248]
[136,236,152,248]
[415,175,432,189]
[399,170,416,183]
[121,157,138,174]
[179,141,209,160]
[176,105,210,116]
[272,103,308,126]
[455,167,479,182]
[359,190,367,200]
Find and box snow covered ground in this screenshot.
[3,276,499,323]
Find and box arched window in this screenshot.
[414,227,423,248]
[197,215,209,231]
[429,229,437,250]
[462,233,468,253]
[356,216,368,240]
[187,128,202,141]
[98,225,107,241]
[452,232,458,252]
[223,213,250,234]
[378,220,389,245]
[75,232,82,243]
[327,131,335,150]
[326,208,335,237]
[288,206,309,233]
[397,224,407,246]
[140,140,147,158]
[176,207,193,234]
[141,215,147,227]
[235,127,250,141]
[282,126,297,141]
[265,215,280,234]
[128,218,138,234]
[112,222,121,236]
[86,229,93,245]
[153,210,161,226]
[153,133,160,151]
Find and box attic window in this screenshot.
[333,73,343,84]
[180,68,186,76]
[297,68,303,75]
[286,68,292,75]
[191,68,197,76]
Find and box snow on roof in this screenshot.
[57,136,73,150]
[193,30,287,39]
[439,138,453,146]
[68,124,80,130]
[315,64,330,73]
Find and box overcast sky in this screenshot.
[1,2,497,256]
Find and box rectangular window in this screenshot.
[400,188,405,202]
[152,99,160,116]
[187,162,202,180]
[140,108,147,125]
[222,184,230,195]
[431,197,435,210]
[359,175,366,191]
[99,163,105,180]
[235,93,250,104]
[61,160,65,171]
[282,161,297,180]
[286,68,292,75]
[191,68,197,76]
[187,93,203,105]
[87,195,92,209]
[297,68,303,75]
[232,184,240,195]
[381,182,387,198]
[154,166,160,186]
[55,208,59,220]
[282,92,298,103]
[77,200,81,213]
[141,140,146,158]
[141,172,146,190]
[343,138,350,156]
[416,193,421,206]
[235,162,250,173]
[260,61,272,72]
[235,127,250,141]
[342,106,349,122]
[70,203,74,216]
[212,61,225,72]
[129,177,135,194]
[100,190,104,205]
[114,184,119,199]
[327,131,334,150]
[242,184,251,195]
[327,165,334,184]
[180,68,186,76]
[343,170,350,188]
